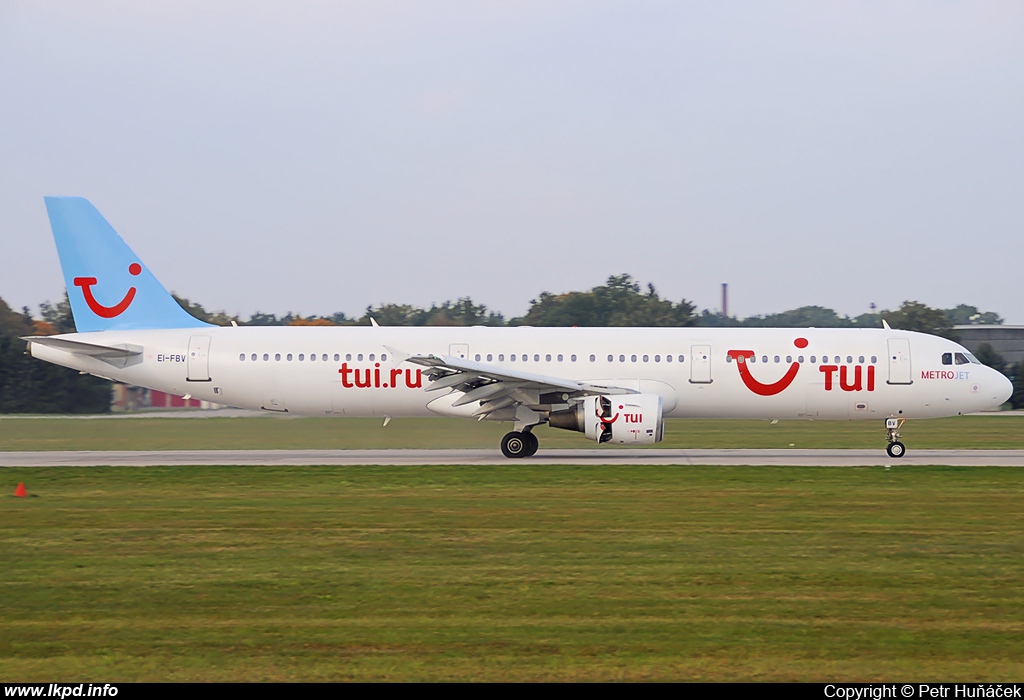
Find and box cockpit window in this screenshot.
[941,353,952,365]
[954,352,980,365]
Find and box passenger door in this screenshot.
[887,338,913,385]
[186,335,211,382]
[689,344,712,384]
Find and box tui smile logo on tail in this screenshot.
[727,337,808,396]
[73,263,142,318]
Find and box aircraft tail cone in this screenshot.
[14,482,27,498]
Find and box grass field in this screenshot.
[3,464,1024,681]
[0,413,1022,451]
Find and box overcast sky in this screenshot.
[2,1,1022,323]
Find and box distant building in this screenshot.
[111,384,222,412]
[954,326,1024,366]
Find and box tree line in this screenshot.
[0,298,111,413]
[1,273,1021,412]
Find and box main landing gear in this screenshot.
[885,417,906,459]
[501,429,539,458]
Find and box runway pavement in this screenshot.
[2,449,1024,467]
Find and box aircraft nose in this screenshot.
[996,369,1013,406]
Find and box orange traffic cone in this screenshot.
[14,482,27,498]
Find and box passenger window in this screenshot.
[287,353,293,361]
[858,356,865,364]
[381,354,387,362]
[310,354,316,362]
[239,353,245,361]
[619,355,625,362]
[275,353,281,361]
[679,355,685,363]
[726,355,733,363]
[750,356,756,363]
[334,354,340,362]
[774,355,780,363]
[798,355,804,363]
[498,354,504,361]
[251,353,257,361]
[511,354,517,362]
[631,355,637,362]
[298,354,304,361]
[846,356,853,364]
[346,353,352,361]
[786,355,792,363]
[810,356,817,363]
[534,354,540,362]
[475,354,481,361]
[643,355,649,362]
[557,354,563,362]
[655,355,661,362]
[870,356,877,363]
[545,354,551,362]
[487,354,493,362]
[263,354,269,361]
[571,354,577,362]
[589,355,595,362]
[607,355,613,362]
[357,354,364,361]
[666,355,673,363]
[761,355,768,364]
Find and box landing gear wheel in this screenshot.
[884,417,906,459]
[522,431,539,457]
[501,431,530,458]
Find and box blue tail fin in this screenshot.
[44,197,213,332]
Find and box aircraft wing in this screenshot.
[399,351,636,419]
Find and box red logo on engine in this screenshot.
[727,338,808,396]
[73,263,142,318]
[596,402,620,426]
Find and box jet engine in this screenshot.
[548,394,664,445]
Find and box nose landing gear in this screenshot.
[885,417,906,458]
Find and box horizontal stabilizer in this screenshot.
[23,335,143,368]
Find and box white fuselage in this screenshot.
[30,325,1011,422]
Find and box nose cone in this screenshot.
[995,369,1014,406]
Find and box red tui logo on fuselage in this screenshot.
[727,338,808,396]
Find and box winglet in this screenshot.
[44,197,212,332]
[882,319,891,330]
[383,345,411,363]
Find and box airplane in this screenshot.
[25,197,1014,459]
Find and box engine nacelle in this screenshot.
[549,394,664,445]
